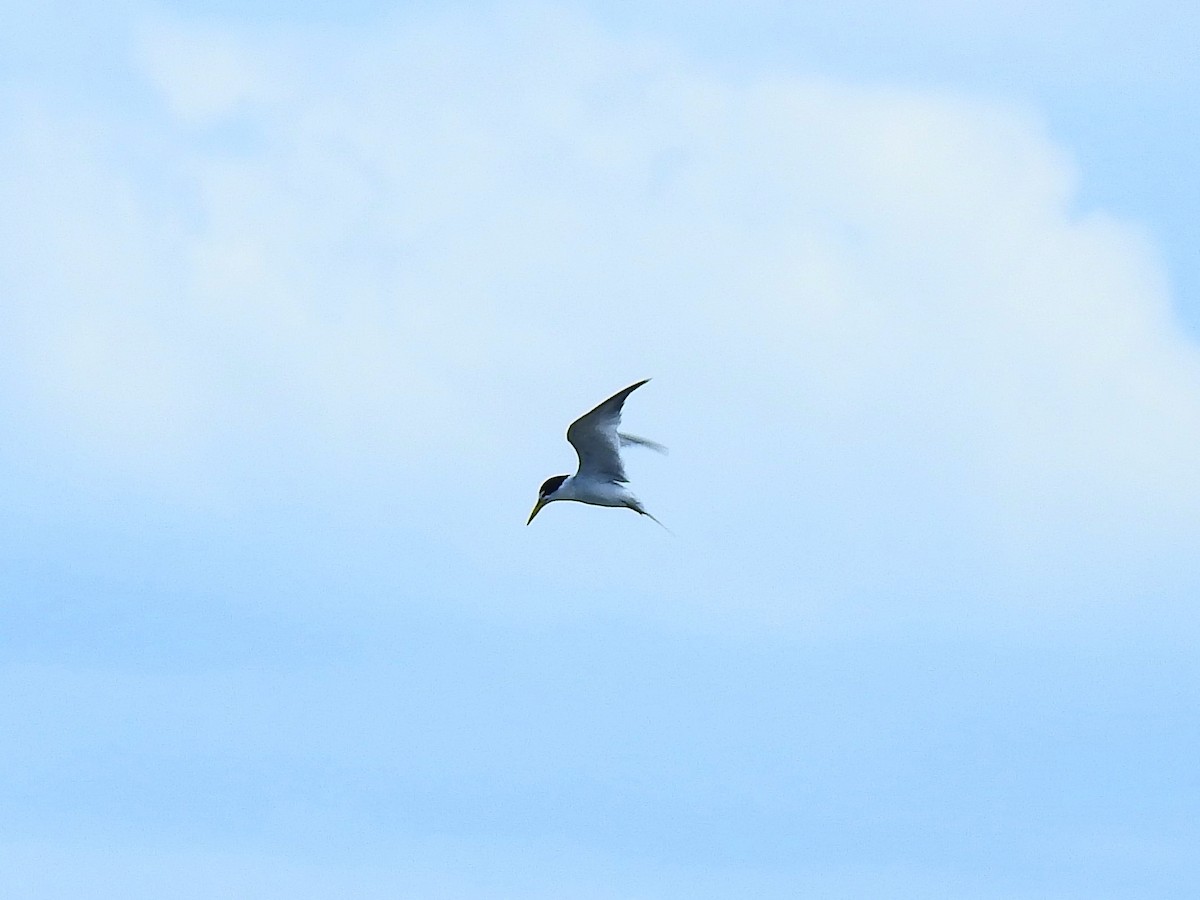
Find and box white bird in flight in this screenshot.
[526,379,667,527]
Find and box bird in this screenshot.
[526,379,667,527]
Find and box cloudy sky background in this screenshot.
[2,1,1198,896]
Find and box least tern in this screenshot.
[527,379,667,526]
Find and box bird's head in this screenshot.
[526,474,568,525]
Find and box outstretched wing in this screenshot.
[619,432,668,454]
[566,379,652,483]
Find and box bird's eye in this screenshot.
[538,475,567,496]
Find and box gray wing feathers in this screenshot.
[567,379,653,483]
[619,433,668,454]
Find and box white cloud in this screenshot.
[3,6,1198,630]
[135,20,280,127]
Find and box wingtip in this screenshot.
[618,432,667,453]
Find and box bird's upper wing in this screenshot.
[618,432,668,454]
[566,379,651,483]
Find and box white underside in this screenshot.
[552,475,641,510]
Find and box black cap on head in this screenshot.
[539,475,568,497]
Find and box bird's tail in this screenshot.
[641,509,672,533]
[627,501,672,534]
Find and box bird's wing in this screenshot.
[619,432,668,454]
[566,379,651,483]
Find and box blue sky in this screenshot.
[2,1,1198,897]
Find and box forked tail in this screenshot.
[642,510,672,533]
[627,501,672,534]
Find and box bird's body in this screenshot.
[527,379,666,526]
[541,474,642,509]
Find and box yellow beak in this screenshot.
[526,497,548,525]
